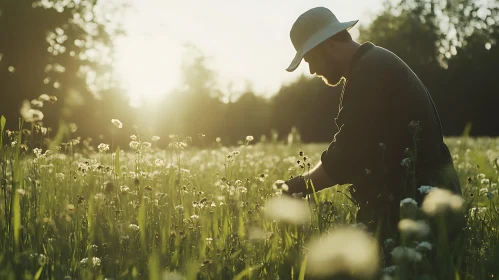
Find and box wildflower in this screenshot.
[418,185,434,194]
[392,247,422,264]
[416,241,432,252]
[56,173,65,181]
[398,219,430,238]
[20,100,44,122]
[151,136,160,142]
[210,202,216,207]
[38,94,50,101]
[400,158,411,168]
[155,159,164,167]
[206,237,213,243]
[80,257,101,267]
[130,135,137,140]
[129,141,140,149]
[215,137,221,143]
[128,224,140,231]
[16,189,26,196]
[94,193,106,201]
[111,119,123,128]
[67,204,75,211]
[11,141,17,147]
[305,227,380,278]
[97,143,109,153]
[246,135,254,142]
[481,178,490,185]
[264,196,310,224]
[421,188,464,216]
[384,266,398,275]
[400,198,418,219]
[31,99,44,108]
[169,134,177,139]
[141,142,152,149]
[190,215,199,220]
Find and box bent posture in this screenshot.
[284,7,461,241]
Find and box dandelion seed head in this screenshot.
[416,241,432,252]
[111,119,123,128]
[129,141,140,150]
[398,219,430,238]
[306,227,380,278]
[264,196,310,224]
[418,185,434,194]
[97,143,109,153]
[128,224,140,231]
[421,188,464,216]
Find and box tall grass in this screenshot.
[0,117,498,279]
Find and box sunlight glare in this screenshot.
[114,36,182,107]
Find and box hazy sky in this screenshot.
[113,0,384,103]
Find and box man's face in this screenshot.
[303,44,343,87]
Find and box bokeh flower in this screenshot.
[421,188,464,216]
[264,196,310,224]
[111,119,123,128]
[305,227,380,278]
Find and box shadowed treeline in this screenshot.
[1,0,499,149]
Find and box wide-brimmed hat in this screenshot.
[286,7,358,72]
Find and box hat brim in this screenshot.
[286,19,359,72]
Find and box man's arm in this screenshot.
[285,161,335,196]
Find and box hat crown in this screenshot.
[290,7,339,51]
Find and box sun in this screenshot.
[113,35,182,107]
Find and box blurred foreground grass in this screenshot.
[1,118,498,280]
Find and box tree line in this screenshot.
[1,0,498,149]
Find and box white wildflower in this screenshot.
[398,219,430,238]
[128,224,140,231]
[55,173,65,181]
[154,159,164,167]
[400,198,418,219]
[151,136,160,142]
[306,227,380,278]
[264,196,310,224]
[246,135,254,142]
[111,119,122,128]
[422,188,464,216]
[141,142,152,149]
[129,141,140,149]
[130,135,137,141]
[97,143,109,153]
[190,215,199,220]
[416,241,432,252]
[481,178,490,185]
[20,100,44,122]
[390,246,422,263]
[418,185,434,194]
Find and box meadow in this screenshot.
[0,116,498,280]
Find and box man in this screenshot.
[283,7,462,241]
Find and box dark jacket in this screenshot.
[300,42,461,238]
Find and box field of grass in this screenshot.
[1,117,499,280]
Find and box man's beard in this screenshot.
[319,69,344,87]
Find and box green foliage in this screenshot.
[0,134,498,279]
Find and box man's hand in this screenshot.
[284,161,335,196]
